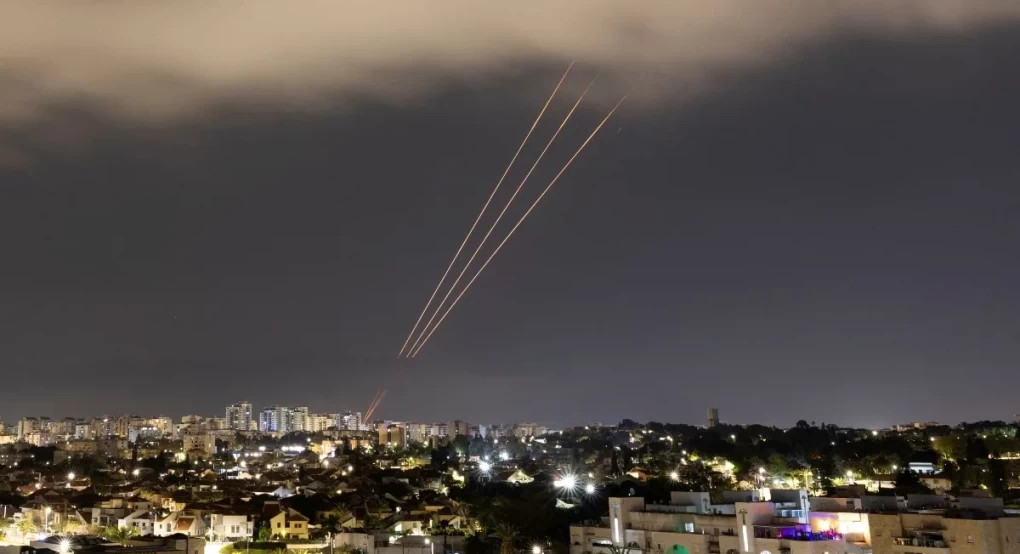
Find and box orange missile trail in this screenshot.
[396,62,575,358]
[364,389,388,422]
[409,91,631,358]
[404,74,600,358]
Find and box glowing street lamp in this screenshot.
[554,473,578,491]
[59,539,71,554]
[67,472,75,481]
[479,461,492,473]
[669,471,679,481]
[532,545,542,554]
[584,483,597,495]
[499,451,510,461]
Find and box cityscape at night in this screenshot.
[4,2,1020,554]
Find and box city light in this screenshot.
[499,451,510,461]
[133,468,140,477]
[669,471,679,481]
[479,461,492,473]
[67,472,75,481]
[532,546,542,554]
[585,483,597,495]
[758,467,765,474]
[59,539,71,553]
[554,473,578,491]
[872,430,878,436]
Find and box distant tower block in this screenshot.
[707,408,720,428]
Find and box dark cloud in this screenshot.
[2,9,1019,427]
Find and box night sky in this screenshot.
[2,3,1020,428]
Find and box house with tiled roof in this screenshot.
[118,509,155,536]
[262,501,309,540]
[155,511,207,537]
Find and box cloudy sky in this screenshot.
[2,1,1020,427]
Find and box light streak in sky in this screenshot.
[364,388,388,421]
[397,62,574,357]
[404,73,599,358]
[409,90,630,357]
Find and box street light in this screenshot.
[59,539,71,554]
[585,483,597,495]
[532,545,542,554]
[67,472,75,481]
[669,471,679,481]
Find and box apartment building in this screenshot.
[578,489,1020,554]
[571,491,843,554]
[812,494,1020,554]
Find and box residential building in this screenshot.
[379,424,407,449]
[290,407,310,432]
[208,511,252,542]
[407,423,431,444]
[512,423,545,438]
[812,493,1020,554]
[182,432,216,457]
[570,490,841,554]
[447,420,469,438]
[708,408,720,428]
[226,402,253,431]
[310,413,334,432]
[119,510,156,536]
[263,501,309,540]
[156,512,207,537]
[338,411,363,431]
[17,417,50,439]
[259,407,281,432]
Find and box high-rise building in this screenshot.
[407,423,431,444]
[310,413,333,432]
[259,407,281,432]
[707,408,720,428]
[226,401,253,431]
[448,420,469,438]
[337,411,363,431]
[378,424,407,448]
[290,407,310,432]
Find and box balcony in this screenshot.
[753,527,843,542]
[891,538,950,554]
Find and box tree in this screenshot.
[317,515,345,554]
[893,470,932,494]
[493,523,519,554]
[63,519,86,536]
[257,523,273,542]
[454,503,474,534]
[103,525,140,545]
[16,517,38,537]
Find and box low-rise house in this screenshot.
[209,510,253,542]
[263,501,310,539]
[156,511,207,537]
[119,509,156,536]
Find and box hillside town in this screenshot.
[1,407,1019,554]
